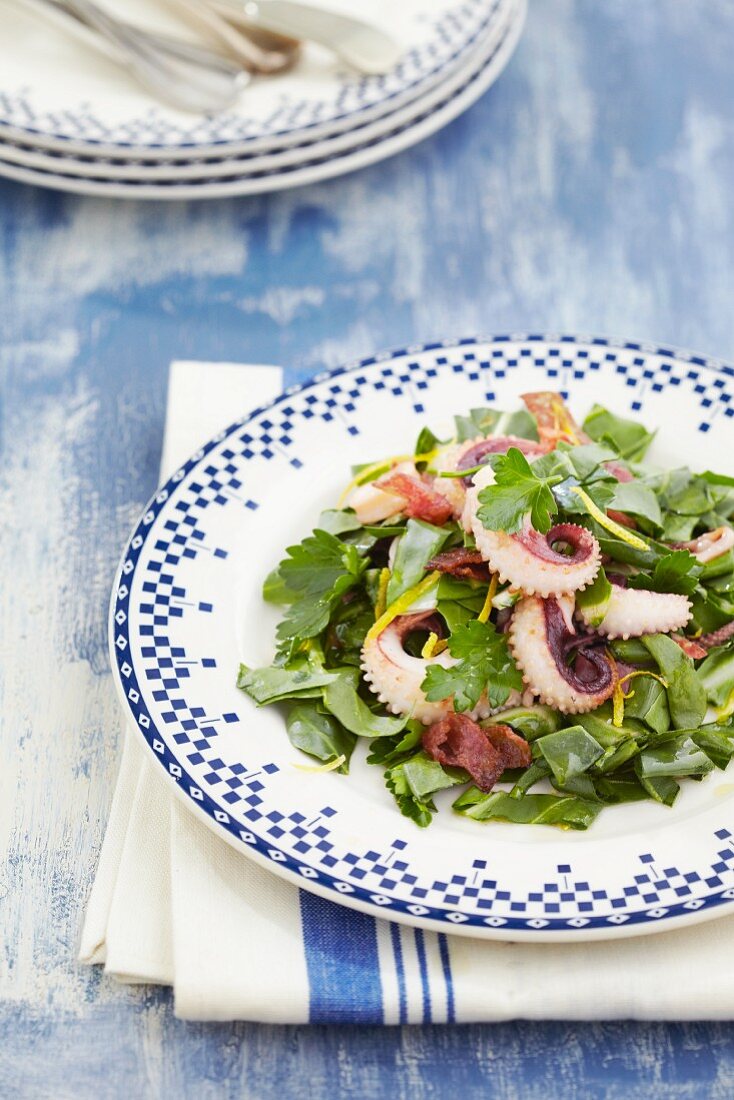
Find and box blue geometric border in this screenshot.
[109,334,734,936]
[0,0,501,151]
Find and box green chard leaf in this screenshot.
[323,671,409,738]
[453,407,539,444]
[237,663,342,705]
[386,518,453,604]
[453,789,602,830]
[366,722,424,766]
[286,702,356,773]
[414,425,446,465]
[636,735,714,778]
[697,648,734,709]
[421,619,523,712]
[582,404,656,461]
[608,480,662,530]
[476,447,561,535]
[535,726,605,786]
[316,509,363,536]
[275,529,367,645]
[575,567,612,627]
[485,705,562,741]
[642,634,708,730]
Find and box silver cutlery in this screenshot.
[209,0,403,74]
[156,0,299,74]
[11,0,249,112]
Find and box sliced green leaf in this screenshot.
[697,648,734,708]
[486,705,562,741]
[453,789,602,830]
[286,702,356,772]
[323,672,409,738]
[582,404,656,461]
[535,726,605,785]
[575,567,612,627]
[237,663,341,705]
[637,735,714,778]
[642,633,708,730]
[386,518,453,604]
[454,407,539,444]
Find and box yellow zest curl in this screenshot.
[375,567,391,620]
[612,670,669,728]
[477,574,498,624]
[337,448,442,506]
[293,754,346,773]
[570,486,647,550]
[365,571,440,646]
[421,632,448,658]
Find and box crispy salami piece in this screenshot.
[427,547,491,582]
[482,723,533,769]
[422,714,505,792]
[378,472,453,526]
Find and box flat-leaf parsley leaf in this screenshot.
[276,529,366,645]
[476,447,562,535]
[421,619,523,712]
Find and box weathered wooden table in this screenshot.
[3,2,734,1095]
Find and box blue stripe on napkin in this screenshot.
[300,892,383,1024]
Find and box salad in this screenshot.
[238,392,734,830]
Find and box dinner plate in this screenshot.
[0,0,518,182]
[0,0,501,158]
[110,335,734,941]
[0,4,523,199]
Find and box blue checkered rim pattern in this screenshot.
[0,0,503,150]
[111,335,734,933]
[0,10,522,198]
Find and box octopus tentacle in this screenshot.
[361,612,492,725]
[508,595,616,713]
[465,466,601,596]
[674,526,734,563]
[700,619,734,649]
[577,585,691,639]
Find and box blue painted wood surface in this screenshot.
[3,1,734,1095]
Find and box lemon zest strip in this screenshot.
[374,567,391,620]
[336,448,442,506]
[477,574,498,624]
[612,670,669,728]
[293,754,346,773]
[365,571,440,646]
[570,486,647,550]
[421,631,450,659]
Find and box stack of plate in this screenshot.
[0,0,526,199]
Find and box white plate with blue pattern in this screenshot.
[111,336,734,941]
[0,4,523,199]
[0,0,505,159]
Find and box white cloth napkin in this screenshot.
[80,359,734,1023]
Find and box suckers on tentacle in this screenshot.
[509,595,616,713]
